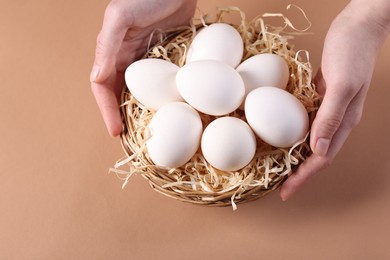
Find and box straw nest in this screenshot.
[113,6,321,210]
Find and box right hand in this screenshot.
[279,0,390,200]
[90,0,197,136]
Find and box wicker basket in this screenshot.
[116,7,320,210]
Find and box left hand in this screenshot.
[90,0,197,137]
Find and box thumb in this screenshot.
[311,73,354,157]
[90,4,128,83]
[90,3,129,137]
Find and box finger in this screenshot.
[279,90,365,201]
[91,72,123,137]
[279,155,328,201]
[313,68,326,96]
[90,3,129,136]
[310,75,355,157]
[279,113,353,201]
[90,2,128,83]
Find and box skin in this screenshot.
[280,0,390,200]
[90,0,390,200]
[90,0,197,136]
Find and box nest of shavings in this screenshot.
[113,5,320,210]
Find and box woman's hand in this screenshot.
[90,0,197,136]
[280,0,390,200]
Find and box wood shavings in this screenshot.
[114,6,320,210]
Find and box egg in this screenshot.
[245,87,309,148]
[186,23,244,68]
[146,102,202,168]
[236,53,290,97]
[201,117,256,172]
[125,58,183,111]
[176,60,245,116]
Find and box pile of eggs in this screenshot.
[125,23,309,172]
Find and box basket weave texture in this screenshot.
[116,7,320,210]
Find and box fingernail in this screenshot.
[90,66,100,82]
[315,138,330,156]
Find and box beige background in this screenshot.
[1,0,390,259]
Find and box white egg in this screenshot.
[201,117,256,172]
[236,53,290,97]
[146,102,202,168]
[186,23,244,68]
[176,60,245,116]
[125,58,183,111]
[245,87,309,148]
